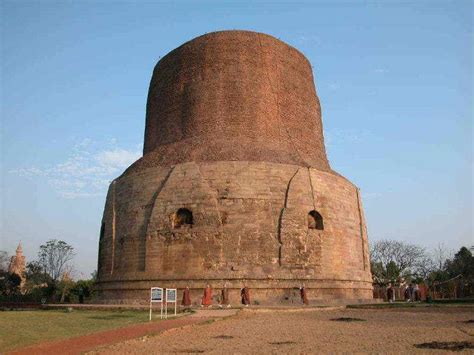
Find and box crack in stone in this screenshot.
[142,166,176,271]
[277,167,300,266]
[144,166,176,237]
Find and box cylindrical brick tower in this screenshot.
[96,30,373,304]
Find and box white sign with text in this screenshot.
[149,287,164,320]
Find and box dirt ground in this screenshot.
[91,306,474,354]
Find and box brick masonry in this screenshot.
[96,31,373,304]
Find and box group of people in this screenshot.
[386,282,422,302]
[181,284,309,307]
[404,283,421,302]
[181,284,249,308]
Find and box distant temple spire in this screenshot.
[9,242,27,291]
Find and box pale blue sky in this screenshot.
[1,1,472,277]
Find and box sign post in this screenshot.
[150,287,163,321]
[165,288,177,319]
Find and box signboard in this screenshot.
[165,288,177,318]
[149,287,177,320]
[149,287,164,320]
[151,287,163,302]
[166,288,177,302]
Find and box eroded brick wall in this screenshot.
[96,30,373,304]
[135,31,329,171]
[97,161,372,303]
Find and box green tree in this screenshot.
[23,261,54,301]
[386,260,401,281]
[0,271,21,296]
[445,247,474,280]
[25,261,51,285]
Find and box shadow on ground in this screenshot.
[414,341,474,351]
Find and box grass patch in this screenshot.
[0,309,154,352]
[430,299,474,304]
[347,302,420,309]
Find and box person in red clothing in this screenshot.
[201,284,213,307]
[181,286,192,307]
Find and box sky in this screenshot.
[1,1,472,278]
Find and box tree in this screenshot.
[445,247,474,280]
[71,277,96,302]
[24,261,52,291]
[21,261,54,301]
[370,239,430,284]
[0,271,21,296]
[0,251,22,297]
[58,271,75,303]
[37,240,75,284]
[386,260,401,281]
[0,251,9,272]
[432,243,453,272]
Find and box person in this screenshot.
[241,286,250,306]
[220,283,231,308]
[408,283,415,302]
[414,284,421,302]
[386,283,394,303]
[404,285,410,302]
[201,284,212,307]
[181,286,192,307]
[300,284,309,305]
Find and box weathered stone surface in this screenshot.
[96,31,373,304]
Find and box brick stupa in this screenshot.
[96,31,373,304]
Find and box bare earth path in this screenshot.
[93,306,474,354]
[8,315,210,355]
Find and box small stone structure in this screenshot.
[96,30,373,304]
